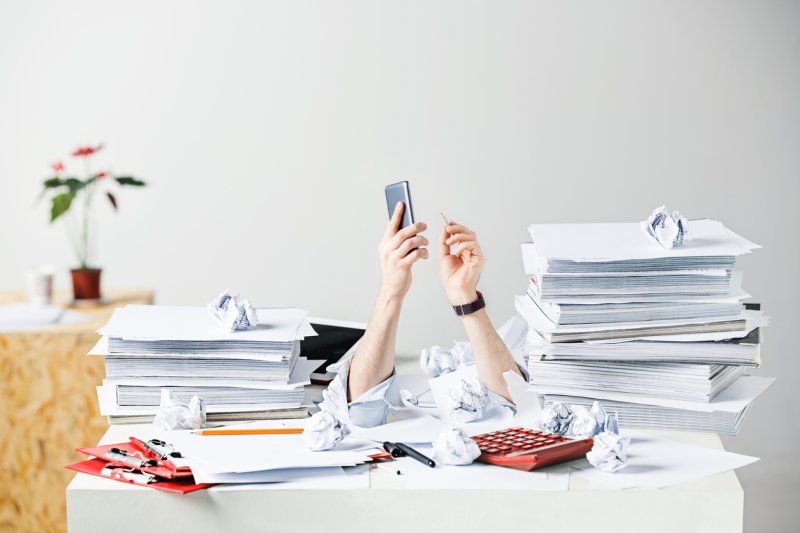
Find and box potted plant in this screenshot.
[40,143,146,302]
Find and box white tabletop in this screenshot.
[67,422,743,533]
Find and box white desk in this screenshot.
[67,423,744,533]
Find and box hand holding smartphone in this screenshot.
[384,181,415,229]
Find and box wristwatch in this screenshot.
[452,291,485,316]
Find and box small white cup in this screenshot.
[25,266,55,305]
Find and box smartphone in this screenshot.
[385,181,415,229]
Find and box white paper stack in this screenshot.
[528,360,743,402]
[544,376,774,435]
[92,305,319,424]
[514,218,773,433]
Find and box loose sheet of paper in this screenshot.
[527,220,759,262]
[382,444,567,491]
[143,420,379,474]
[194,464,370,489]
[570,430,758,489]
[99,305,314,341]
[351,414,446,444]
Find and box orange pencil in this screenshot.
[192,428,304,436]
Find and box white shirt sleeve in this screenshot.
[318,350,397,428]
[486,363,530,414]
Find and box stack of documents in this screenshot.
[92,305,318,424]
[544,376,774,435]
[528,360,743,402]
[515,218,772,434]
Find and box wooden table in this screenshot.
[0,291,153,533]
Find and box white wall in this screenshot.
[1,1,798,530]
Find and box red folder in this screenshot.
[66,458,213,494]
[76,442,193,479]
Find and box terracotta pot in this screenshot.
[70,268,102,300]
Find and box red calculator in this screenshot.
[471,427,593,472]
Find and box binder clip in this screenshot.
[101,466,157,485]
[144,439,182,460]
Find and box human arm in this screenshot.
[346,202,429,400]
[438,221,522,401]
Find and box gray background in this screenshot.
[1,1,798,530]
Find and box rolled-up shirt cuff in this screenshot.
[318,350,397,428]
[486,363,530,415]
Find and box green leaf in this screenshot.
[50,191,75,222]
[115,176,146,186]
[64,178,86,193]
[43,177,65,188]
[106,191,118,210]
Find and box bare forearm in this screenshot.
[460,308,522,402]
[347,289,403,400]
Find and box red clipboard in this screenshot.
[76,442,193,479]
[65,458,213,494]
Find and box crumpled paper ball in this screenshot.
[586,431,630,473]
[399,389,421,407]
[642,205,690,249]
[305,411,351,451]
[431,427,482,466]
[446,377,494,423]
[153,389,206,430]
[207,290,258,332]
[569,401,618,438]
[419,340,475,378]
[539,401,575,436]
[420,346,460,378]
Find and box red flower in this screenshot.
[97,170,108,179]
[71,143,103,157]
[51,161,64,174]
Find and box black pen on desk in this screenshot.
[394,442,436,468]
[383,441,404,458]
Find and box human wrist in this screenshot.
[447,289,479,307]
[378,283,406,308]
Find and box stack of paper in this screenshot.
[528,360,743,402]
[544,376,773,435]
[92,305,319,424]
[515,218,773,434]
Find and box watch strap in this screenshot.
[453,291,485,316]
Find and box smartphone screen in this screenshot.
[385,181,415,229]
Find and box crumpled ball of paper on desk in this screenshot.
[642,205,690,249]
[420,341,474,378]
[153,390,206,430]
[207,290,258,332]
[446,377,494,423]
[431,427,482,466]
[539,402,575,436]
[586,430,630,473]
[569,401,618,438]
[305,411,351,451]
[399,388,424,408]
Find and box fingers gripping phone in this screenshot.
[385,181,415,229]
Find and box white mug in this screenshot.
[25,266,55,305]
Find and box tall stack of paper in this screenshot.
[515,218,772,434]
[92,305,319,424]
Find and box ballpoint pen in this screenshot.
[393,442,436,468]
